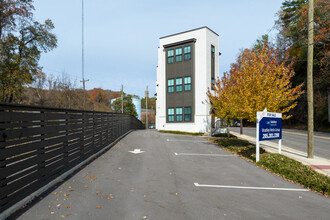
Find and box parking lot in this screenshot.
[15,130,330,220]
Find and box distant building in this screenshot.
[156,27,219,133]
[111,96,141,120]
[141,109,155,125]
[132,97,141,120]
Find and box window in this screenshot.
[176,78,183,92]
[184,76,191,91]
[184,107,192,121]
[176,107,183,122]
[175,48,182,62]
[168,108,175,122]
[211,45,215,58]
[167,49,174,63]
[184,45,191,60]
[168,79,174,93]
[211,77,215,90]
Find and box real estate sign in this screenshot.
[258,113,282,141]
[256,109,282,162]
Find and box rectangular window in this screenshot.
[211,45,215,58]
[167,49,174,63]
[175,48,182,62]
[184,107,192,121]
[211,77,215,90]
[168,108,175,122]
[184,76,191,91]
[176,78,183,92]
[176,107,183,122]
[184,45,191,60]
[168,79,174,93]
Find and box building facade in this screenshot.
[156,27,219,133]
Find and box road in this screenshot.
[231,127,330,159]
[12,130,330,220]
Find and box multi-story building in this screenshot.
[156,27,219,133]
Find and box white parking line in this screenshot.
[174,153,235,157]
[194,183,309,191]
[167,139,209,143]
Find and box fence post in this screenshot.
[37,110,46,182]
[0,107,7,206]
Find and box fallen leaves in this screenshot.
[107,196,113,199]
[96,206,102,209]
[66,206,72,209]
[88,175,97,182]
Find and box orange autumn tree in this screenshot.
[207,42,304,123]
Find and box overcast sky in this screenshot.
[33,0,284,98]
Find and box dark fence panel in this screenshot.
[0,103,144,213]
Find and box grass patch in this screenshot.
[212,133,237,138]
[214,137,330,196]
[158,130,204,136]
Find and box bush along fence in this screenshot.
[0,103,144,215]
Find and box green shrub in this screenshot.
[258,154,330,195]
[215,138,250,147]
[158,130,204,136]
[213,133,237,138]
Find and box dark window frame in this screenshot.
[184,76,191,91]
[176,77,183,92]
[175,47,182,62]
[168,78,174,93]
[184,106,192,121]
[176,107,183,122]
[167,49,174,64]
[168,107,175,122]
[211,45,215,58]
[184,45,191,61]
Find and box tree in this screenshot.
[112,94,138,117]
[89,88,108,104]
[207,43,304,124]
[0,0,34,39]
[0,19,57,102]
[275,0,330,128]
[141,96,156,110]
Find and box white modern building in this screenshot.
[156,27,219,133]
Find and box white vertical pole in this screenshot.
[256,118,260,162]
[279,139,282,154]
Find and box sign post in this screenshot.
[256,109,282,162]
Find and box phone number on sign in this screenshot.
[263,133,280,139]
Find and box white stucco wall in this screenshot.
[156,27,219,133]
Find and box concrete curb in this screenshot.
[230,131,330,177]
[0,130,133,220]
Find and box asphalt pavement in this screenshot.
[231,127,330,160]
[12,130,330,220]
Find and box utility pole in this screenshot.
[121,85,124,114]
[145,86,148,129]
[307,0,314,158]
[81,0,89,110]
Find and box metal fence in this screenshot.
[0,103,144,213]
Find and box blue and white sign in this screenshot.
[256,109,282,162]
[259,114,282,141]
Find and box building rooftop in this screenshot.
[160,26,219,39]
